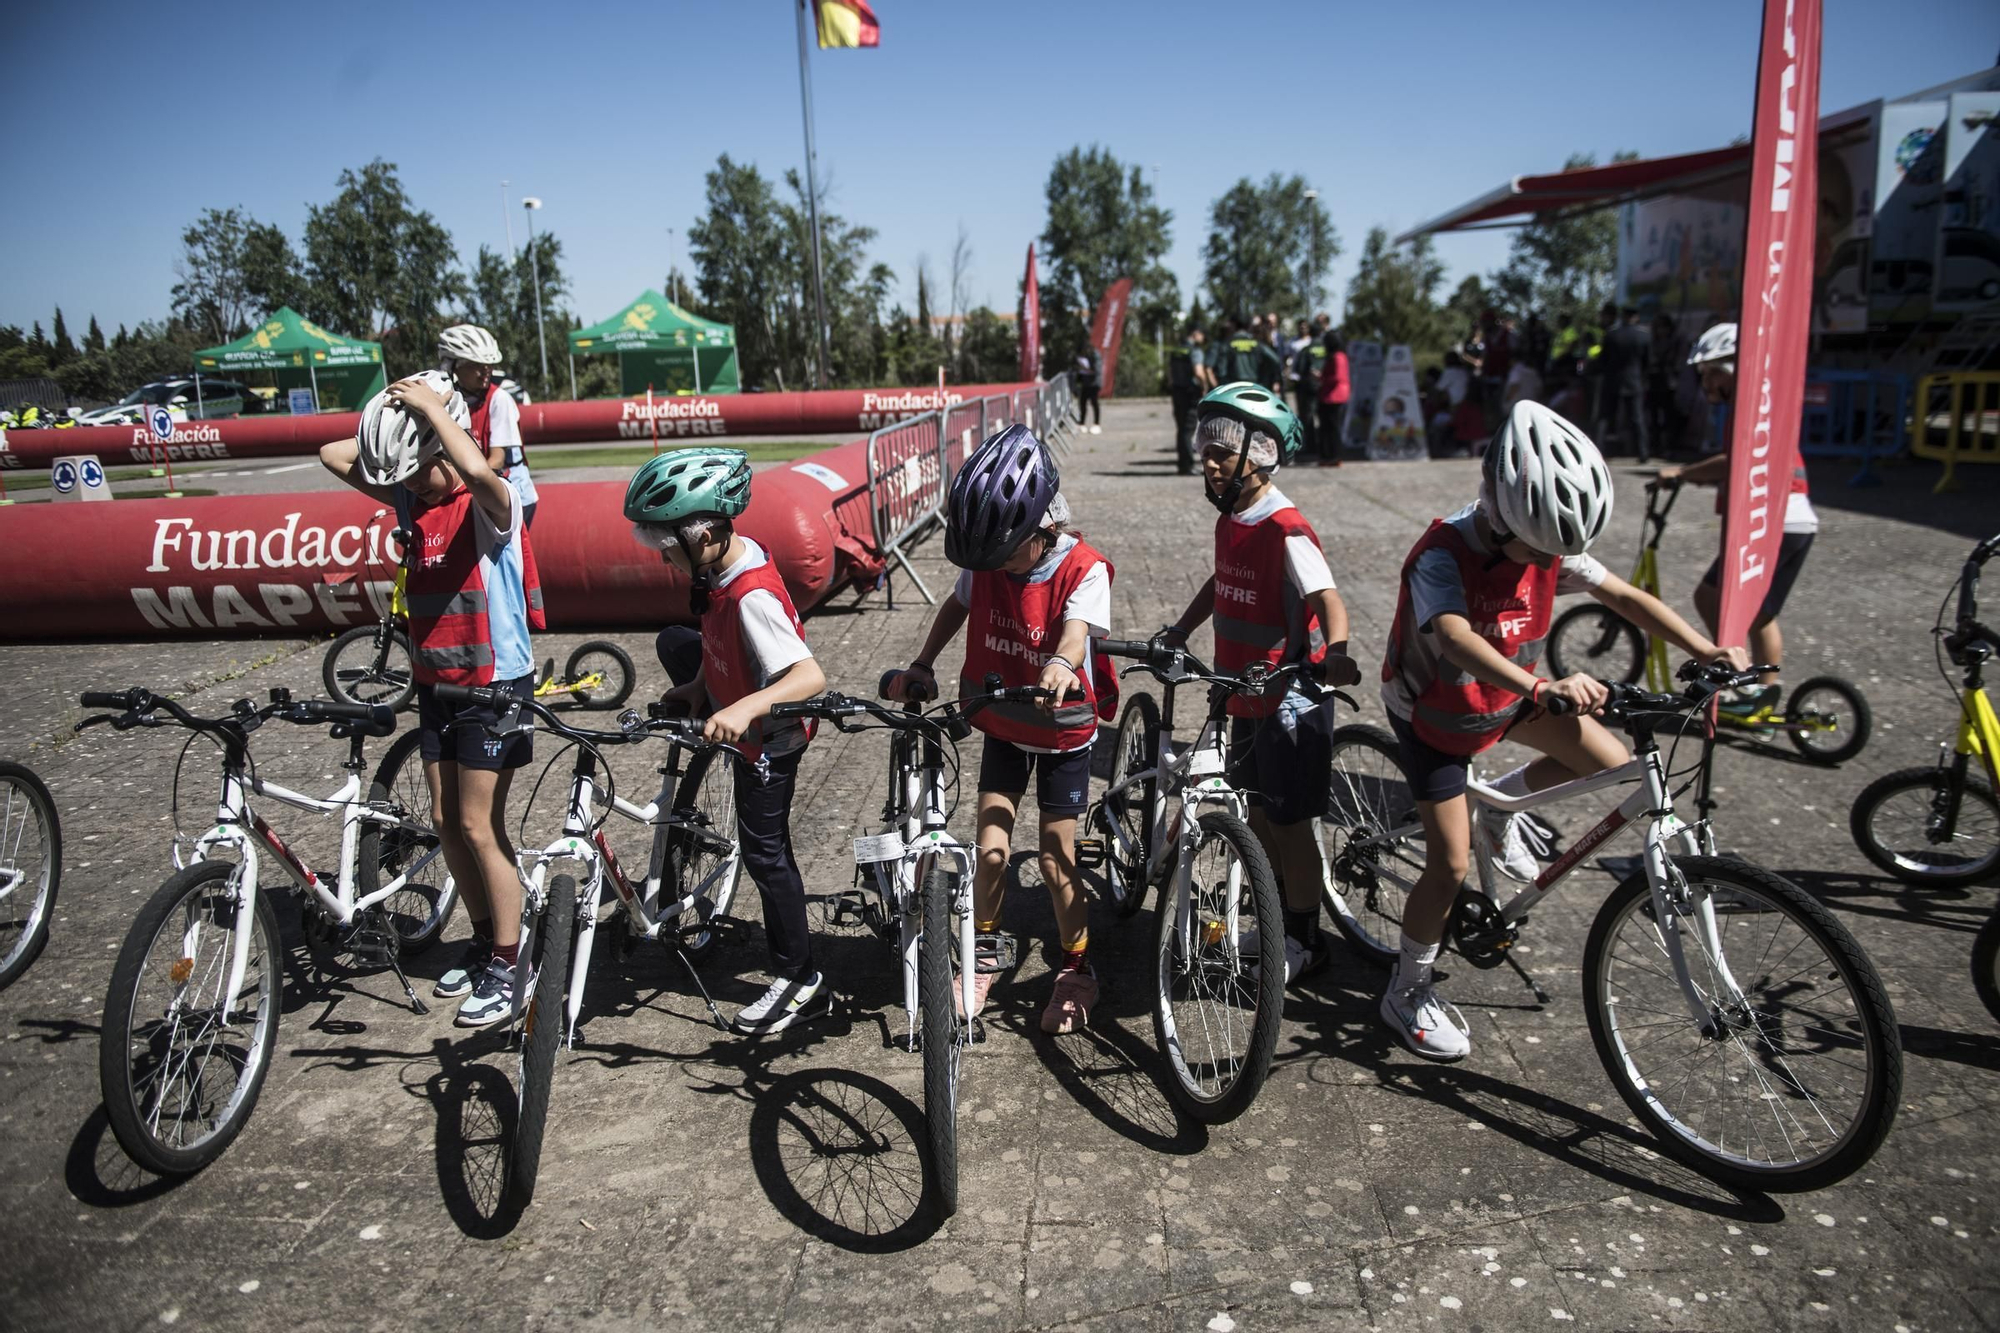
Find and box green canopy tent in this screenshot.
[567,290,739,398]
[193,307,386,413]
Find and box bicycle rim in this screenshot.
[1585,859,1898,1188]
[670,749,742,952]
[1102,694,1159,917]
[106,862,280,1170]
[1860,769,2000,884]
[1549,606,1643,685]
[919,860,961,1217]
[1784,678,1870,764]
[330,632,413,709]
[1321,727,1422,964]
[0,767,59,984]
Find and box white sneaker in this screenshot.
[1379,977,1471,1061]
[1089,424,1102,435]
[1479,808,1541,881]
[734,971,826,1033]
[1243,930,1327,987]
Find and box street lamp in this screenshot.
[666,227,678,306]
[1303,188,1320,315]
[522,197,550,388]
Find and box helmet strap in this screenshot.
[1203,440,1251,515]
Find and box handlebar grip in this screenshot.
[1542,693,1578,717]
[432,684,497,706]
[80,690,138,710]
[878,668,936,703]
[768,701,812,720]
[1976,534,2000,565]
[1096,638,1155,659]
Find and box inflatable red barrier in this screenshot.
[0,383,1032,471]
[0,448,893,641]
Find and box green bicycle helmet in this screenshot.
[623,447,753,524]
[1193,382,1304,512]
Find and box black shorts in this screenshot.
[1701,531,1813,622]
[415,673,535,771]
[1386,709,1471,803]
[977,736,1093,816]
[1227,692,1334,827]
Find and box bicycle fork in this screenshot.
[896,840,979,1050]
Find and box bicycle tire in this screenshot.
[1849,764,2000,888]
[1101,691,1160,919]
[508,872,574,1210]
[1546,605,1645,686]
[323,624,416,712]
[1152,811,1284,1124]
[0,761,61,991]
[1582,855,1900,1192]
[665,747,743,955]
[1974,908,2000,1025]
[357,778,454,953]
[919,858,960,1218]
[564,641,636,710]
[1783,675,1871,765]
[1321,725,1420,966]
[100,860,283,1176]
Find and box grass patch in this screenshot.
[529,440,832,470]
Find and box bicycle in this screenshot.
[1316,662,1901,1191]
[1849,533,2000,886]
[531,641,636,711]
[1080,638,1340,1124]
[78,687,452,1177]
[770,674,1058,1220]
[1545,479,1871,765]
[0,761,61,992]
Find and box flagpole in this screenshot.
[795,0,833,389]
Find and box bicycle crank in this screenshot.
[1450,891,1520,968]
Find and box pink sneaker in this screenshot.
[1040,967,1098,1034]
[954,970,997,1019]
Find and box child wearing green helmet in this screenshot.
[625,448,832,1034]
[1162,383,1363,985]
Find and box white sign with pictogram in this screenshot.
[149,405,175,443]
[52,454,111,502]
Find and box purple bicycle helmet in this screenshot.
[945,424,1059,571]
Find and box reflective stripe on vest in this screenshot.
[1214,613,1288,650]
[405,589,488,618]
[416,641,496,672]
[402,489,496,688]
[959,538,1114,751]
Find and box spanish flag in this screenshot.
[815,0,880,48]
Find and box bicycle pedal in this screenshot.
[973,931,1017,974]
[822,888,870,929]
[1073,835,1108,871]
[970,1014,986,1045]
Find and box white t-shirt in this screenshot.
[1229,486,1337,597]
[486,389,537,508]
[1439,365,1472,407]
[710,539,813,755]
[1784,489,1818,535]
[952,532,1112,634]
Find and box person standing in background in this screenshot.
[1074,344,1102,434]
[1215,317,1284,392]
[1315,328,1350,466]
[1288,318,1319,457]
[1168,327,1212,474]
[1595,305,1653,463]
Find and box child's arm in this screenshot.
[1658,455,1728,487]
[1434,613,1609,713]
[1310,587,1362,686]
[704,655,826,745]
[1036,617,1092,710]
[391,377,513,527]
[1589,572,1750,667]
[318,436,398,506]
[1167,576,1218,640]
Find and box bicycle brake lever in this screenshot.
[73,714,116,733]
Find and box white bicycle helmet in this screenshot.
[437,323,504,367]
[357,370,470,486]
[1686,321,1737,368]
[1481,400,1612,557]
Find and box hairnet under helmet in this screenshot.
[1480,400,1613,557]
[945,424,1059,571]
[357,371,470,487]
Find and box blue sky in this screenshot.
[3,0,1994,339]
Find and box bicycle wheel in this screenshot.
[1849,763,2000,888]
[1546,605,1645,686]
[323,624,416,712]
[1152,811,1283,1124]
[100,860,283,1176]
[1100,691,1160,919]
[564,641,635,710]
[1973,908,2000,1025]
[0,762,61,991]
[919,858,961,1218]
[1783,675,1871,765]
[367,731,456,950]
[1321,725,1422,966]
[508,872,575,1210]
[665,747,743,954]
[1582,855,1900,1192]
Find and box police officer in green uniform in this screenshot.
[1213,318,1284,392]
[1292,330,1327,459]
[1168,327,1214,475]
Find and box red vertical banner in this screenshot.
[1718,0,1821,649]
[1019,245,1041,382]
[1090,277,1132,399]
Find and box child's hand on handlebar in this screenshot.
[703,701,757,745]
[1708,645,1752,673]
[1546,673,1610,714]
[1037,658,1081,712]
[884,663,934,702]
[1317,652,1363,688]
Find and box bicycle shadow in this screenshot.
[1778,867,1993,936]
[63,1105,186,1209]
[747,1066,942,1252]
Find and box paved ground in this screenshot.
[3,399,1998,1332]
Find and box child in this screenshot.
[438,324,537,530]
[1377,401,1747,1061]
[1163,383,1362,983]
[887,425,1112,1033]
[320,372,545,1027]
[624,448,830,1034]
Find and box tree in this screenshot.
[243,222,308,315]
[1201,174,1339,325]
[303,160,465,366]
[688,155,793,390]
[1342,228,1446,350]
[776,169,889,388]
[956,307,1017,384]
[466,233,572,401]
[172,207,258,344]
[84,315,105,354]
[1486,151,1637,318]
[1440,275,1488,349]
[50,309,76,366]
[1039,146,1179,377]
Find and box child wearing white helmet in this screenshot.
[1376,401,1747,1062]
[439,323,538,530]
[321,370,547,1030]
[1656,321,1818,719]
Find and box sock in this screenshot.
[1284,907,1319,948]
[493,940,520,968]
[1059,930,1089,972]
[1489,764,1533,801]
[1396,936,1441,991]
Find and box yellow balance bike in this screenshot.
[1545,479,1871,766]
[1850,533,2000,886]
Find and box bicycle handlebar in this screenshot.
[75,687,394,739]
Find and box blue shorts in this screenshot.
[415,673,535,771]
[1386,700,1536,805]
[978,736,1093,816]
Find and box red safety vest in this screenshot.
[1382,520,1555,756]
[465,382,526,474]
[959,539,1116,751]
[701,551,817,762]
[1213,503,1326,718]
[403,488,546,686]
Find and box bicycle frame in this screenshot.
[863,723,977,1040]
[1626,484,1677,693]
